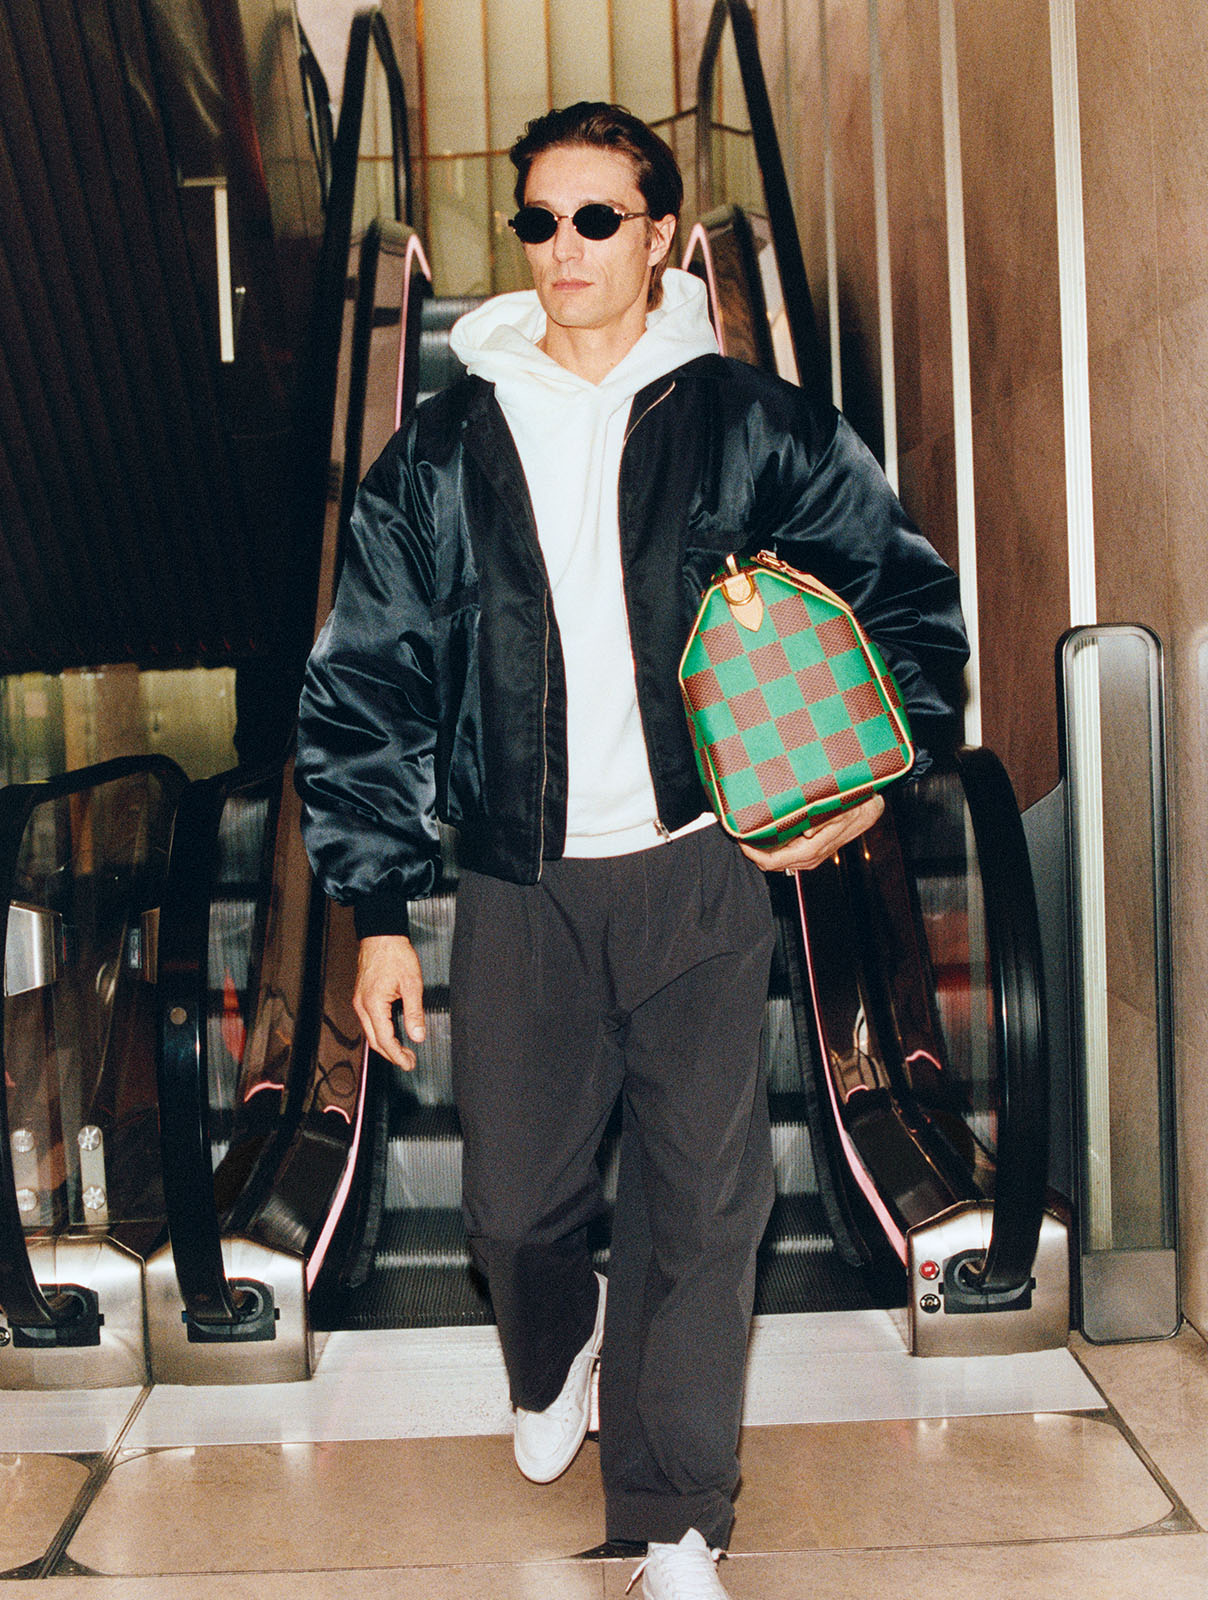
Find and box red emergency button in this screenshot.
[919,1259,941,1281]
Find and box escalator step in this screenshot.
[383,1093,820,1211]
[313,1194,894,1331]
[389,988,805,1118]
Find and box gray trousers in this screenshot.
[450,823,776,1548]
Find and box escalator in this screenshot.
[0,4,421,1385]
[139,10,431,1381]
[146,0,1068,1362]
[0,758,184,1386]
[1,0,1068,1382]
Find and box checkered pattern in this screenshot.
[680,561,913,845]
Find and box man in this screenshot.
[296,103,967,1599]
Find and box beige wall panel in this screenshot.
[826,0,883,463]
[487,0,550,149]
[1087,328,1169,639]
[953,0,1063,804]
[899,428,959,581]
[614,0,677,122]
[1150,5,1208,322]
[490,153,531,291]
[427,156,493,295]
[880,0,954,541]
[549,0,613,107]
[955,0,1061,411]
[1159,290,1208,1329]
[423,0,487,152]
[970,373,1067,807]
[1177,1021,1208,1331]
[677,0,713,111]
[782,0,831,382]
[1076,0,1159,358]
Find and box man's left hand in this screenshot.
[738,793,885,875]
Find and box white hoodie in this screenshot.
[449,269,719,856]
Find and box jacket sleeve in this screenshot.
[748,394,970,769]
[294,422,441,939]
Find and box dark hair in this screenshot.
[509,102,683,307]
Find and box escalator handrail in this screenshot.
[155,758,288,1327]
[289,5,413,694]
[955,745,1051,1293]
[0,755,187,1329]
[298,24,336,208]
[336,217,433,593]
[694,0,828,403]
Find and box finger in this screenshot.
[395,975,427,1044]
[354,990,418,1072]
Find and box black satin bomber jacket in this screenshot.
[295,353,970,939]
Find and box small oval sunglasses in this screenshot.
[508,203,649,245]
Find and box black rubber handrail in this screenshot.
[953,746,1050,1293]
[298,25,335,208]
[286,5,413,726]
[695,0,828,403]
[336,217,432,588]
[0,755,186,1329]
[155,761,285,1326]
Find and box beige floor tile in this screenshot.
[67,1435,607,1576]
[599,1532,1208,1599]
[38,1561,606,1598]
[0,1453,90,1572]
[727,1413,1172,1551]
[1072,1325,1208,1523]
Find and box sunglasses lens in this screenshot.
[510,207,558,244]
[572,204,624,240]
[510,204,631,243]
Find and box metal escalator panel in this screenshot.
[795,750,1069,1355]
[792,816,973,1267]
[147,757,374,1382]
[0,757,185,1387]
[874,768,998,1194]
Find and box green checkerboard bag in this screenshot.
[679,551,914,846]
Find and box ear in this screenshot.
[648,213,677,269]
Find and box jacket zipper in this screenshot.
[623,378,677,842]
[536,587,550,879]
[623,378,676,446]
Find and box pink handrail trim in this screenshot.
[794,874,908,1263]
[681,223,726,356]
[395,233,435,431]
[305,1041,370,1290]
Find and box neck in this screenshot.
[539,309,648,384]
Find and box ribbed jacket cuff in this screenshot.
[352,893,412,940]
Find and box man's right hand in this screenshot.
[353,935,426,1071]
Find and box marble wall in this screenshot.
[673,0,1208,1333]
[1079,0,1208,1330]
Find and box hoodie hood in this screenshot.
[448,267,719,408]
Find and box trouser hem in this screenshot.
[605,1489,734,1551]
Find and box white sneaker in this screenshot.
[626,1529,732,1599]
[513,1271,606,1483]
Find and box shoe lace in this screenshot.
[625,1542,724,1597]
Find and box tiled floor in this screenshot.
[3,1313,1207,1596]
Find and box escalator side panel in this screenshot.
[146,1234,308,1383]
[0,1235,147,1389]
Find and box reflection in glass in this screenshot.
[5,768,179,1243]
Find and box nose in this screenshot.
[551,214,584,261]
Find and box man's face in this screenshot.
[520,144,676,342]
